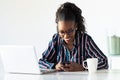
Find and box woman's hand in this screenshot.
[55,62,64,71]
[61,62,85,72]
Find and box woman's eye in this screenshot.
[59,31,65,34]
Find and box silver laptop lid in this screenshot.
[0,45,41,74]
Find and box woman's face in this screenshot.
[58,21,76,45]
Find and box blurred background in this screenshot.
[0,0,120,69]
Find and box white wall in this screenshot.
[0,0,57,58]
[0,0,120,59]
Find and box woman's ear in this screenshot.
[75,23,78,30]
[75,28,77,31]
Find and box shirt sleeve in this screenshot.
[38,34,58,69]
[86,36,109,69]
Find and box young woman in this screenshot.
[39,2,108,71]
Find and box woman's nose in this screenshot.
[64,33,70,38]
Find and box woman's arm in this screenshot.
[86,36,109,69]
[39,34,58,69]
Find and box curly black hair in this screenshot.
[56,2,86,33]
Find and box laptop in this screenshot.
[0,45,56,75]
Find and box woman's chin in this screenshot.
[65,40,72,45]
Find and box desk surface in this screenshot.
[1,70,120,80]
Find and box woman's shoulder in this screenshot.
[50,33,62,46]
[80,32,92,38]
[52,33,60,40]
[50,33,61,43]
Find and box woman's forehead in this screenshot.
[58,21,75,29]
[58,20,75,25]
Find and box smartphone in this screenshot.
[61,61,70,65]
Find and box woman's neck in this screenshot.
[67,44,74,51]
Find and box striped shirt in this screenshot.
[39,31,108,69]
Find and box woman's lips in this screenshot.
[65,38,71,41]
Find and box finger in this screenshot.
[59,60,62,63]
[57,66,64,71]
[64,64,74,71]
[59,61,64,65]
[59,58,63,63]
[63,67,71,72]
[65,63,71,67]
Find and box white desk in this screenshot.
[1,70,120,80]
